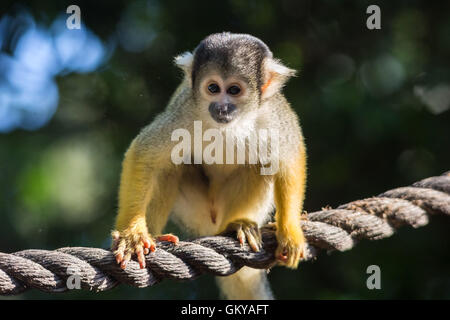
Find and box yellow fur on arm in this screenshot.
[274,147,306,227]
[273,146,307,268]
[115,140,154,232]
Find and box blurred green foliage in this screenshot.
[0,0,449,299]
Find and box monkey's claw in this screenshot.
[111,229,155,270]
[223,219,262,252]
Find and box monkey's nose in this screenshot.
[209,102,237,123]
[217,103,236,115]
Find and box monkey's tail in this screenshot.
[216,267,274,300]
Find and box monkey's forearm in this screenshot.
[275,146,306,221]
[115,141,155,231]
[113,140,177,269]
[273,148,307,268]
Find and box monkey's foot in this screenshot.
[275,225,305,269]
[111,229,155,270]
[223,219,262,252]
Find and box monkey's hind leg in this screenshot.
[216,267,274,300]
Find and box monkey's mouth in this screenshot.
[209,102,237,124]
[211,113,236,123]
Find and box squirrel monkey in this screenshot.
[112,33,307,299]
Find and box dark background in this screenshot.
[0,0,449,299]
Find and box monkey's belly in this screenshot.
[171,182,220,236]
[170,177,275,237]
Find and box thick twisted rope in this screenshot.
[1,171,449,295]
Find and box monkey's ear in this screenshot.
[261,58,296,99]
[174,52,194,85]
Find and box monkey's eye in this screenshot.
[227,85,241,96]
[207,83,221,94]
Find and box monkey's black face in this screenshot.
[208,102,237,123]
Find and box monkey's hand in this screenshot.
[275,223,305,269]
[111,227,154,270]
[222,219,262,252]
[111,228,179,269]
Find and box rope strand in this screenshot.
[1,171,449,295]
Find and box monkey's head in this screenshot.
[175,33,296,126]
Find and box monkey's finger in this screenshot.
[111,230,120,241]
[255,227,262,243]
[244,227,260,252]
[247,234,260,252]
[141,236,152,249]
[276,246,289,263]
[136,247,146,269]
[117,238,127,251]
[236,226,245,246]
[111,231,121,251]
[115,251,124,265]
[120,253,132,269]
[249,227,262,248]
[277,252,289,262]
[279,246,301,268]
[156,234,179,244]
[114,241,127,264]
[139,234,156,252]
[111,231,120,251]
[299,246,305,259]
